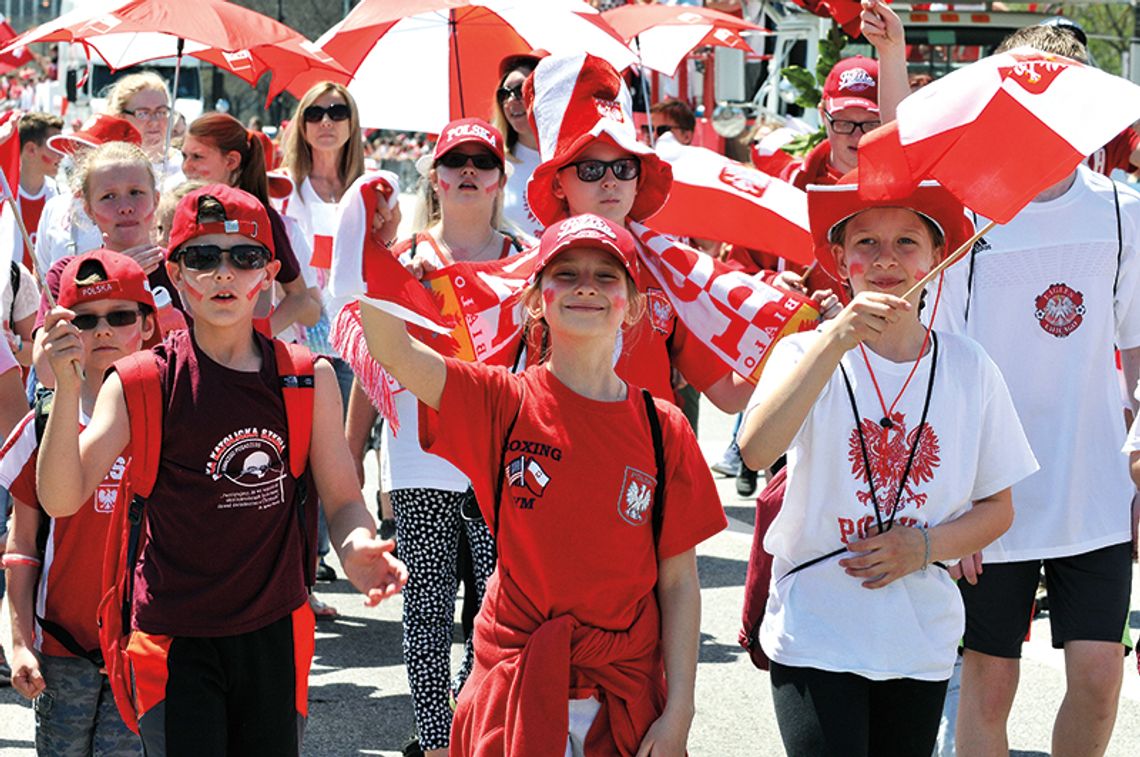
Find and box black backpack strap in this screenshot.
[34,615,103,666]
[121,495,146,632]
[1113,180,1123,297]
[491,384,525,539]
[964,210,979,325]
[500,228,525,253]
[9,261,20,326]
[641,389,666,551]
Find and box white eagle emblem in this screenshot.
[618,466,656,526]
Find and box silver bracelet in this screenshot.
[920,527,931,570]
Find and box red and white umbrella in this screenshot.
[859,46,1140,224]
[647,134,813,265]
[602,4,765,76]
[300,0,636,133]
[1,0,347,105]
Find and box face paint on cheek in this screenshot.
[179,276,207,302]
[541,288,555,307]
[612,294,627,311]
[245,275,266,301]
[438,179,452,192]
[848,262,866,277]
[914,268,929,281]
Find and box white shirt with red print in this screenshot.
[744,329,1036,681]
[934,166,1140,561]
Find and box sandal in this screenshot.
[309,595,339,621]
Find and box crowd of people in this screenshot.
[0,1,1134,756]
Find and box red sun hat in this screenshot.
[821,56,880,114]
[57,249,156,312]
[536,213,639,281]
[524,53,672,228]
[808,169,974,280]
[167,184,276,260]
[47,114,142,157]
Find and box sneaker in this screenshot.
[402,739,424,757]
[316,560,337,582]
[711,442,742,477]
[736,466,758,498]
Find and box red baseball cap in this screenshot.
[47,114,142,157]
[167,184,275,260]
[57,249,156,311]
[822,56,879,114]
[536,213,638,280]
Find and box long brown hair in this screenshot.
[281,82,365,201]
[187,112,269,206]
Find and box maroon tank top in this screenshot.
[128,329,310,636]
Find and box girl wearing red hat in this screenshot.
[360,212,726,756]
[737,177,1038,756]
[35,184,407,755]
[3,250,155,754]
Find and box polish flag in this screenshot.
[0,16,32,73]
[647,134,813,265]
[858,47,1140,223]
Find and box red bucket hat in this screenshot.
[536,213,639,280]
[808,170,974,280]
[58,249,156,312]
[167,184,275,260]
[821,56,879,114]
[524,53,672,228]
[47,114,142,157]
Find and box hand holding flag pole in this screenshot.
[0,167,85,380]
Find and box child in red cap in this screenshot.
[738,175,1038,756]
[36,184,407,756]
[2,249,156,755]
[360,213,726,755]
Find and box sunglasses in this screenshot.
[302,103,352,124]
[496,83,523,103]
[561,158,640,183]
[73,310,141,331]
[823,111,881,135]
[436,151,502,171]
[175,244,271,271]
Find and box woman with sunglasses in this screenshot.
[36,184,407,755]
[280,82,368,614]
[106,72,181,186]
[491,52,543,239]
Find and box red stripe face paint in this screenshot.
[245,275,265,301]
[437,179,452,192]
[848,262,866,277]
[914,269,929,281]
[180,278,206,302]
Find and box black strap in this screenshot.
[121,496,146,633]
[9,261,20,326]
[642,389,666,550]
[34,615,103,666]
[1113,180,1123,297]
[491,385,525,539]
[964,211,979,325]
[295,473,314,589]
[500,228,525,253]
[782,335,941,580]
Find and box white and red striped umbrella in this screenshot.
[647,134,813,265]
[602,3,765,76]
[298,0,637,133]
[859,47,1140,223]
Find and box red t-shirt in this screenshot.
[1087,129,1140,176]
[421,359,726,631]
[17,189,47,271]
[779,139,844,191]
[119,329,312,637]
[0,412,130,657]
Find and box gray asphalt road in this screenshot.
[2,397,1138,755]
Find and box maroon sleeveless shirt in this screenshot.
[125,329,311,636]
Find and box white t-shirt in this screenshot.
[743,329,1037,681]
[933,166,1140,561]
[34,193,103,275]
[503,142,543,240]
[280,177,341,356]
[2,262,39,325]
[383,236,471,493]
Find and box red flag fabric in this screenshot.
[792,0,864,38]
[858,47,1140,223]
[0,16,32,73]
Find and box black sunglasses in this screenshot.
[302,103,352,124]
[822,111,881,135]
[436,151,502,171]
[654,125,678,137]
[561,158,640,183]
[497,83,523,103]
[175,244,271,271]
[73,310,141,331]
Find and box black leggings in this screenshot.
[769,661,947,757]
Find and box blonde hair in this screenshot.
[280,82,365,200]
[106,71,170,115]
[74,141,157,205]
[155,180,205,246]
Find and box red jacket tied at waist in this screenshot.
[451,568,667,756]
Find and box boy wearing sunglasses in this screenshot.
[2,249,156,754]
[35,184,407,755]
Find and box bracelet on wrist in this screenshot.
[920,527,931,570]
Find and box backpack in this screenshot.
[738,466,786,670]
[96,339,316,733]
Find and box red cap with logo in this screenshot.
[57,249,156,311]
[47,114,142,157]
[167,184,276,260]
[821,56,880,114]
[431,117,505,164]
[536,213,639,280]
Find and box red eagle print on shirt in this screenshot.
[848,412,941,518]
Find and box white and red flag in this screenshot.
[648,133,813,265]
[0,16,32,73]
[858,47,1140,223]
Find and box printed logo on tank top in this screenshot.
[505,439,562,510]
[839,413,940,544]
[95,455,128,513]
[1034,283,1085,337]
[205,427,287,510]
[645,287,673,335]
[618,466,656,526]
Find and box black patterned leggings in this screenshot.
[390,488,496,751]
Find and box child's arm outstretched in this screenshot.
[5,504,47,700]
[35,308,129,518]
[309,358,407,606]
[359,303,447,410]
[636,549,701,757]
